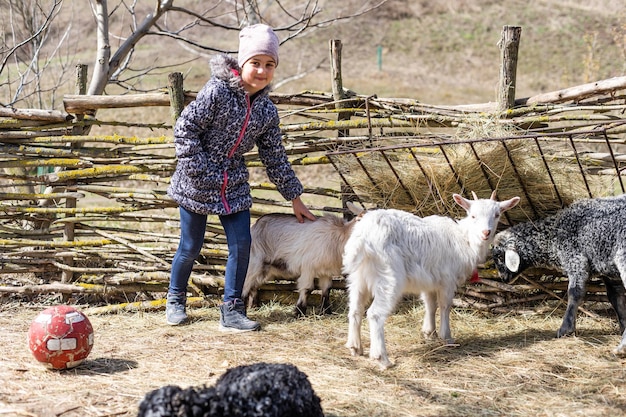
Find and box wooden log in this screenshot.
[5,206,137,215]
[0,129,72,140]
[329,39,352,139]
[251,278,346,293]
[75,282,168,294]
[0,282,86,294]
[281,118,417,132]
[0,106,73,122]
[521,76,626,105]
[0,191,84,201]
[473,277,521,293]
[0,158,92,169]
[452,297,491,311]
[0,118,62,128]
[1,134,172,145]
[460,288,506,304]
[63,92,195,114]
[270,93,334,108]
[84,297,205,315]
[497,26,522,112]
[168,72,185,124]
[191,274,224,288]
[254,290,325,307]
[0,237,112,247]
[77,272,167,285]
[42,164,152,182]
[50,261,126,274]
[0,266,51,274]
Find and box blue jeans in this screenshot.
[169,206,251,303]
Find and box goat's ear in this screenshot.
[346,201,365,216]
[500,196,521,212]
[504,249,520,272]
[453,193,470,210]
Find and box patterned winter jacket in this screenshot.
[167,54,304,215]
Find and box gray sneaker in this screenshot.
[166,292,188,325]
[219,299,260,333]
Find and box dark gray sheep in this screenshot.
[137,362,324,417]
[137,384,220,416]
[491,194,626,355]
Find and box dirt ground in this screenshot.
[1,294,626,417]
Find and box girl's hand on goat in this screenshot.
[291,196,316,223]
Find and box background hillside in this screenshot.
[63,0,623,137]
[6,0,625,109]
[171,0,626,105]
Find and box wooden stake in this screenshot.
[497,26,522,112]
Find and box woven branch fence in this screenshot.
[2,33,626,315]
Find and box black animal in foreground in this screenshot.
[491,194,626,355]
[137,362,324,417]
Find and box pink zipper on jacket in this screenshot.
[221,93,251,213]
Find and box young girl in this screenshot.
[166,24,316,331]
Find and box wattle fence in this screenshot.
[2,32,626,316]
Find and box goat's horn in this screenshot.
[471,191,478,200]
[490,190,497,200]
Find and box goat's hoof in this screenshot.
[556,328,575,338]
[422,330,436,340]
[348,346,362,357]
[372,357,393,370]
[613,345,626,357]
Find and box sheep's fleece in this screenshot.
[137,362,324,417]
[491,193,626,354]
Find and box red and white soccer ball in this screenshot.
[28,305,94,370]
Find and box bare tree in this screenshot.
[1,0,70,108]
[1,0,389,107]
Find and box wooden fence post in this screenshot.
[497,26,522,112]
[61,64,88,284]
[329,40,359,218]
[168,72,185,125]
[71,64,88,136]
[330,40,351,136]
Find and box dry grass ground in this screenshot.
[2,295,626,417]
[2,2,626,417]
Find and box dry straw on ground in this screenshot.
[2,294,626,417]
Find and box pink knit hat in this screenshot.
[237,24,280,68]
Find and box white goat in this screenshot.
[343,191,520,369]
[243,204,363,316]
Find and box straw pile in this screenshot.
[335,130,603,224]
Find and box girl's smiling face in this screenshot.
[240,55,276,95]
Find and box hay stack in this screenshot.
[335,138,600,224]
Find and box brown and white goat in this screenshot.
[243,203,363,316]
